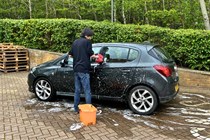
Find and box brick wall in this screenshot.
[28,49,210,90]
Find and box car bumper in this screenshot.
[27,73,36,93]
[159,83,179,103]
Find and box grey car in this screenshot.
[28,42,179,115]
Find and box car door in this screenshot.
[90,47,101,96]
[91,45,136,98]
[53,57,75,94]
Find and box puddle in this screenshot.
[23,98,75,113]
[96,110,102,115]
[103,92,210,139]
[23,92,210,139]
[70,123,84,131]
[25,98,38,105]
[48,107,65,112]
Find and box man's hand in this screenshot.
[91,54,99,59]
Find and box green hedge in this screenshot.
[0,19,210,71]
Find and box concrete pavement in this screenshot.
[0,71,198,140]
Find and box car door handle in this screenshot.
[122,69,131,72]
[93,64,100,72]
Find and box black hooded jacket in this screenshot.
[69,37,94,73]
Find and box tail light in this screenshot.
[153,65,172,77]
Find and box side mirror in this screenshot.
[60,60,65,67]
[60,55,69,67]
[103,54,110,64]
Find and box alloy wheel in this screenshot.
[128,86,158,115]
[35,79,52,100]
[131,89,154,113]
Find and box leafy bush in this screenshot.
[145,9,181,29]
[0,19,209,71]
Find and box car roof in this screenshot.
[93,42,157,51]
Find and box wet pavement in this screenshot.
[0,72,210,140]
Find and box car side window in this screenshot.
[92,47,101,54]
[58,56,73,66]
[106,47,129,63]
[128,49,138,61]
[92,46,138,63]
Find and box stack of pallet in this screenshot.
[0,43,29,73]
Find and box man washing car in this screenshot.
[68,28,98,113]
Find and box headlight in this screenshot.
[30,67,37,73]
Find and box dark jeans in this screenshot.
[74,72,91,112]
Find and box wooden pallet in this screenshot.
[0,48,28,53]
[0,51,29,59]
[0,43,30,73]
[0,61,29,68]
[0,64,29,69]
[0,67,29,73]
[0,43,14,49]
[0,56,29,62]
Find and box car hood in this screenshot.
[36,60,54,68]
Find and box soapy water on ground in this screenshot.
[104,92,210,139]
[70,123,84,131]
[24,92,210,138]
[24,98,103,131]
[68,110,103,131]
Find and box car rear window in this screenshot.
[148,46,173,63]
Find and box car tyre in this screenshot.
[128,86,158,115]
[34,77,56,101]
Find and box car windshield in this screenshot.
[53,54,73,65]
[149,46,173,63]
